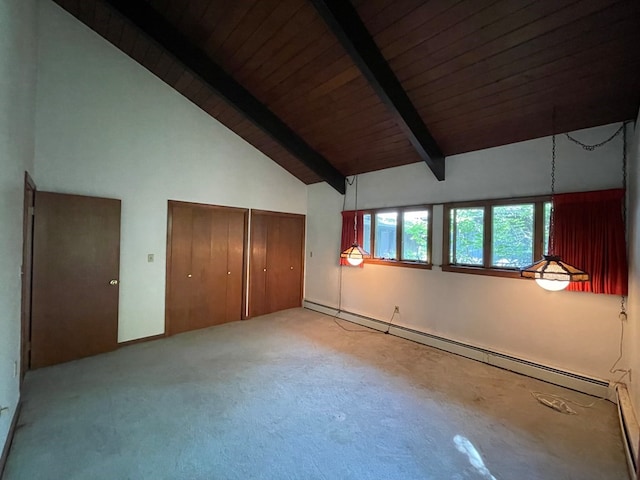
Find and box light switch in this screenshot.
[147,254,154,263]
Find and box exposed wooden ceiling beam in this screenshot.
[104,0,346,194]
[311,0,445,181]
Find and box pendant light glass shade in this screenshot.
[519,129,589,290]
[341,243,368,266]
[520,255,589,291]
[340,175,369,266]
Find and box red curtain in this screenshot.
[340,210,364,266]
[552,189,627,295]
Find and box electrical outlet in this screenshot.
[147,254,154,263]
[394,306,400,313]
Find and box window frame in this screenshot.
[362,204,433,270]
[442,195,551,279]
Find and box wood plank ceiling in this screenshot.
[52,0,640,192]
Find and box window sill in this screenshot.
[441,265,525,279]
[365,258,432,270]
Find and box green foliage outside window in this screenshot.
[491,204,534,268]
[449,200,551,270]
[450,208,484,265]
[402,211,429,262]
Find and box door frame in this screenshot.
[165,200,249,335]
[20,172,36,381]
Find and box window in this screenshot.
[361,205,432,268]
[375,212,397,259]
[444,196,551,278]
[491,204,534,268]
[449,207,484,266]
[402,210,429,262]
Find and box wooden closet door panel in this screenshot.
[209,208,231,326]
[282,215,305,310]
[167,202,248,334]
[190,207,227,329]
[226,210,245,322]
[266,215,288,313]
[249,213,268,317]
[167,204,194,335]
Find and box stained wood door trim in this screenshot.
[250,209,306,219]
[165,200,249,336]
[167,199,249,214]
[20,172,36,381]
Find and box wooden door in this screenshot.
[166,203,193,335]
[281,215,305,310]
[249,211,305,317]
[225,210,246,321]
[249,213,268,317]
[21,173,36,378]
[31,192,121,368]
[166,202,246,335]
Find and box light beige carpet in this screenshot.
[4,308,627,479]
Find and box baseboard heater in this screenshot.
[617,384,639,479]
[304,300,610,398]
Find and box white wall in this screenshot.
[34,1,307,342]
[307,124,627,381]
[0,0,37,455]
[626,112,640,414]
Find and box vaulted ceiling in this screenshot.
[52,0,640,193]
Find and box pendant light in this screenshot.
[520,130,589,290]
[340,175,369,266]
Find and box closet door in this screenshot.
[248,213,268,317]
[249,211,305,317]
[226,211,246,321]
[265,215,285,313]
[189,206,226,330]
[166,202,246,335]
[166,204,193,335]
[280,215,305,310]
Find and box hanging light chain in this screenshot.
[353,175,358,238]
[551,134,556,196]
[621,123,628,318]
[549,134,556,255]
[565,124,624,151]
[622,123,627,225]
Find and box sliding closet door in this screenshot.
[166,202,247,335]
[280,215,305,310]
[249,211,305,318]
[226,211,246,321]
[166,204,193,335]
[248,213,268,317]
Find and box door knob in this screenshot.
[290,266,294,270]
[227,272,231,275]
[263,268,267,272]
[109,279,119,285]
[187,274,192,278]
